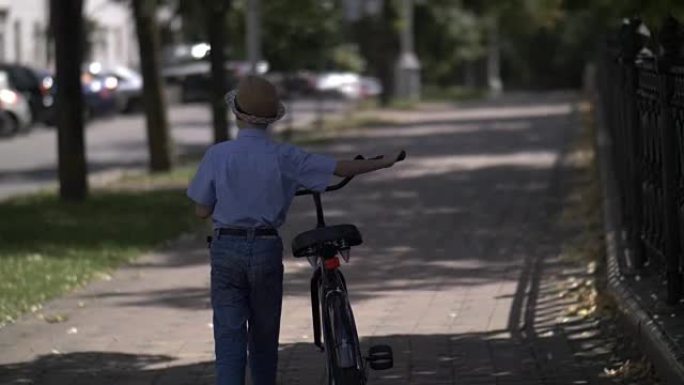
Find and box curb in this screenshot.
[594,101,684,385]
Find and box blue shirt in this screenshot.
[187,128,337,229]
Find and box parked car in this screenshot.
[313,72,382,100]
[80,72,119,119]
[162,43,266,102]
[0,69,32,135]
[87,63,143,113]
[315,72,364,99]
[162,60,244,103]
[267,71,318,99]
[40,70,119,125]
[0,64,52,125]
[360,77,382,98]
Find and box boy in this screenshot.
[187,75,402,385]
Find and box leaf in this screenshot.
[43,313,69,323]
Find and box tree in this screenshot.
[262,0,342,72]
[204,0,231,143]
[175,0,208,43]
[132,0,173,172]
[51,0,88,201]
[492,0,684,89]
[354,0,400,106]
[174,0,342,72]
[461,0,564,94]
[414,2,484,87]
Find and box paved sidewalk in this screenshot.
[0,94,644,384]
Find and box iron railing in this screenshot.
[598,16,684,304]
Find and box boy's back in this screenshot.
[188,128,336,230]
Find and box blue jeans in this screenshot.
[210,232,284,385]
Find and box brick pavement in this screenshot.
[0,94,644,384]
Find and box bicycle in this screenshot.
[291,151,406,385]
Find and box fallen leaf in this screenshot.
[43,314,69,324]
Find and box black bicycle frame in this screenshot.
[311,268,324,350]
[310,240,347,351]
[305,176,341,350]
[296,152,405,354]
[313,193,326,228]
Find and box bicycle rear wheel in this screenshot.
[322,289,365,385]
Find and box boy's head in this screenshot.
[225,75,285,129]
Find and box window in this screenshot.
[33,22,43,67]
[0,11,7,62]
[14,19,21,63]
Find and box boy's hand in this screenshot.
[334,151,406,177]
[383,150,406,168]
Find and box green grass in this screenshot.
[388,99,419,110]
[0,170,199,326]
[422,85,486,102]
[356,98,419,111]
[279,114,398,145]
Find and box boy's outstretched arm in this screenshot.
[334,151,404,178]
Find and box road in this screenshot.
[0,93,650,384]
[0,99,350,200]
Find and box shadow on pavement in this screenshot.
[69,96,582,311]
[0,323,622,385]
[4,93,641,385]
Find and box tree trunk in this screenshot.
[51,0,87,201]
[132,0,173,172]
[486,17,503,97]
[205,0,230,143]
[464,60,477,88]
[378,59,393,106]
[377,1,396,107]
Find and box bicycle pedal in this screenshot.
[367,345,393,370]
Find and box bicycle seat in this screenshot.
[292,224,363,257]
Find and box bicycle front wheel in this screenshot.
[322,290,365,385]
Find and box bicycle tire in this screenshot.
[322,288,365,385]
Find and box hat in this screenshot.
[225,75,286,125]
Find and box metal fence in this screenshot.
[598,16,684,304]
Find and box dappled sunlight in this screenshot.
[341,120,534,139]
[296,208,348,220]
[349,123,482,138]
[360,101,575,127]
[1,92,614,385]
[366,151,559,181]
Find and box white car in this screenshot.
[360,77,382,98]
[0,70,31,136]
[315,72,362,99]
[315,73,382,100]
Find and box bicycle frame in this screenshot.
[293,152,404,382]
[306,191,363,375]
[310,255,349,351]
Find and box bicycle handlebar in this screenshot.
[295,151,406,196]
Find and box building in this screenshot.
[84,0,138,68]
[0,0,137,70]
[0,0,49,66]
